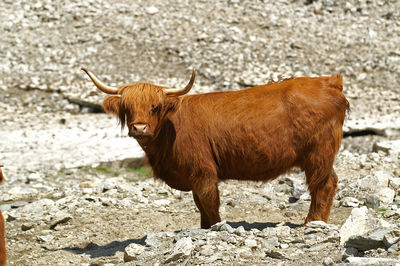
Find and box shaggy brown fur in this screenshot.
[97,73,348,229]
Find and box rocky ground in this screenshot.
[0,0,400,265]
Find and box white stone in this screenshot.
[153,199,171,207]
[11,198,57,220]
[146,6,159,15]
[28,172,44,181]
[323,257,334,266]
[340,197,360,207]
[389,178,400,190]
[244,238,257,248]
[345,257,400,265]
[358,171,391,192]
[234,226,246,236]
[374,139,400,156]
[50,212,72,229]
[124,243,145,262]
[383,230,400,248]
[280,243,289,249]
[3,186,39,201]
[339,207,371,245]
[37,235,54,242]
[306,221,327,228]
[118,198,133,208]
[376,187,395,204]
[165,237,193,263]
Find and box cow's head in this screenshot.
[82,68,195,141]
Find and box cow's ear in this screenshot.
[103,96,121,116]
[164,95,180,114]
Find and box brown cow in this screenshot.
[0,164,5,266]
[82,68,349,229]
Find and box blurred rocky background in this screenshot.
[0,0,399,265]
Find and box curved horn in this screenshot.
[81,67,119,95]
[165,69,196,96]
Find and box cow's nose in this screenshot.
[133,124,147,134]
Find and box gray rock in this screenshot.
[199,244,214,257]
[304,221,339,238]
[50,212,72,229]
[342,247,359,260]
[374,139,400,156]
[146,6,159,15]
[7,211,20,222]
[265,249,287,259]
[210,221,233,233]
[2,186,39,201]
[340,207,371,245]
[244,238,258,248]
[387,242,400,253]
[165,237,193,263]
[290,180,307,200]
[304,221,327,234]
[345,227,394,251]
[341,197,360,207]
[8,198,57,222]
[383,209,400,219]
[27,172,44,181]
[220,223,235,233]
[145,232,171,248]
[376,187,395,204]
[364,194,380,209]
[389,178,400,191]
[261,237,279,248]
[322,257,334,266]
[358,171,391,192]
[383,229,400,248]
[124,243,145,262]
[234,226,246,236]
[344,257,400,265]
[21,223,35,231]
[37,235,54,243]
[153,199,171,207]
[280,243,289,249]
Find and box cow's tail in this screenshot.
[328,74,350,114]
[328,73,343,91]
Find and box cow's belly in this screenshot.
[216,146,298,181]
[154,170,192,192]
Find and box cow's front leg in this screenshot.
[193,193,211,229]
[192,179,221,229]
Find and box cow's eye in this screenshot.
[151,104,161,114]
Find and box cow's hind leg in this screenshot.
[192,179,221,229]
[303,123,342,224]
[304,167,338,224]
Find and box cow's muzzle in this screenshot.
[129,123,152,138]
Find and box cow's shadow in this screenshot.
[61,237,147,259]
[227,221,301,231]
[60,221,302,258]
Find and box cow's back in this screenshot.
[172,76,346,181]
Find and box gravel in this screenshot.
[0,0,400,265]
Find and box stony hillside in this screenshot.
[0,0,399,265]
